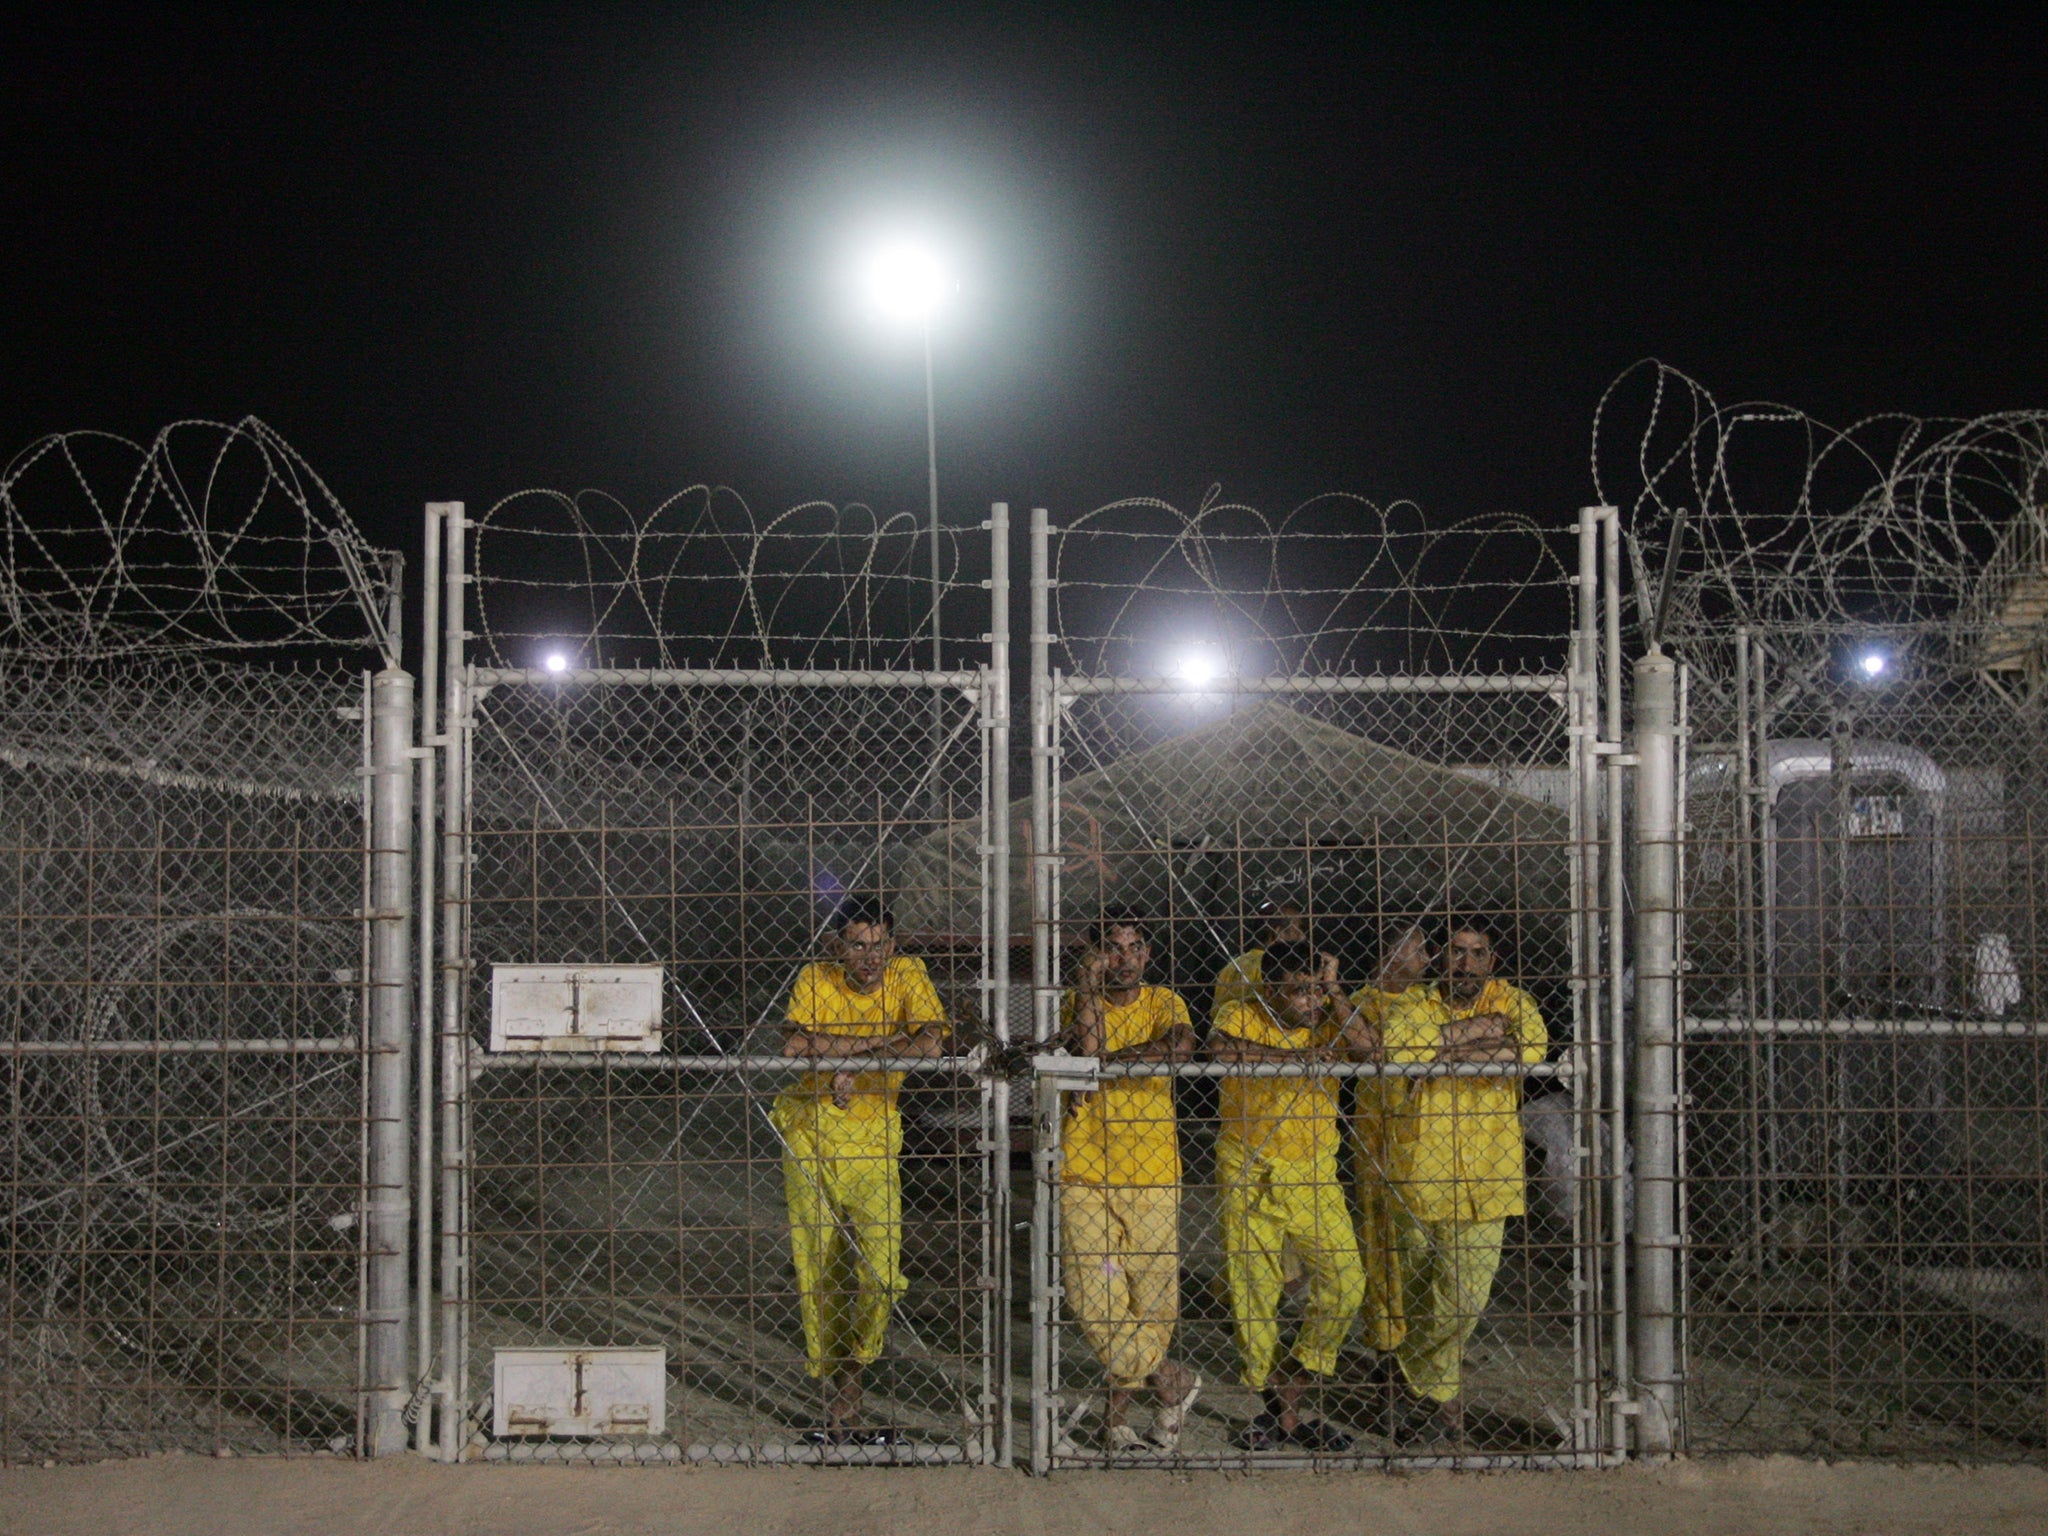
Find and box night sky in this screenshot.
[5,3,2045,577]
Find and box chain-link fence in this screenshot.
[1601,362,2048,1462]
[13,380,2048,1473]
[0,662,377,1461]
[0,421,407,1465]
[1673,632,2048,1459]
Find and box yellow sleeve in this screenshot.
[1506,987,1548,1065]
[1212,952,1258,1015]
[1213,998,1294,1049]
[891,958,947,1034]
[1379,996,1439,1064]
[1149,988,1193,1042]
[784,964,827,1028]
[1348,986,1387,1029]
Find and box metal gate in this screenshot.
[425,502,1010,1463]
[1024,506,1627,1468]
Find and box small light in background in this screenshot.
[544,652,570,674]
[1856,649,1888,680]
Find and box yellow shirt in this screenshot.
[1213,949,1264,1017]
[1212,995,1344,1166]
[1381,979,1547,1221]
[1058,985,1189,1187]
[1350,982,1427,1162]
[777,956,946,1123]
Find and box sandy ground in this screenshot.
[0,1456,2044,1536]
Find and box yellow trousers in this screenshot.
[776,1107,907,1379]
[1394,1216,1506,1403]
[1353,1142,1408,1354]
[1215,1139,1365,1388]
[1059,1182,1180,1389]
[1353,1080,1411,1353]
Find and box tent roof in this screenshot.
[892,699,1569,937]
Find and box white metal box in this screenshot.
[492,1346,666,1437]
[489,964,664,1053]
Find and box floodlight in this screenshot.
[544,652,569,674]
[1856,649,1888,680]
[860,238,956,326]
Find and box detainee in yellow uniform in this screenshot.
[1210,939,1379,1452]
[775,898,946,1441]
[1211,896,1308,1016]
[1349,922,1434,1355]
[1212,897,1311,1290]
[1381,920,1547,1438]
[1058,916,1202,1452]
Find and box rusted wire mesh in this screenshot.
[0,661,373,1461]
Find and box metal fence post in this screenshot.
[1027,505,1054,1475]
[986,502,1014,1466]
[436,501,469,1460]
[366,665,416,1455]
[1631,647,1680,1455]
[412,503,448,1453]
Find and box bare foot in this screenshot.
[1151,1358,1195,1407]
[827,1368,863,1430]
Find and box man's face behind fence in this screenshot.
[1384,926,1431,987]
[1444,926,1497,1002]
[1264,967,1324,1031]
[1097,924,1149,991]
[836,920,895,992]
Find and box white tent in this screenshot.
[892,700,1571,953]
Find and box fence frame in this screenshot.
[421,503,1012,1464]
[1023,506,1631,1471]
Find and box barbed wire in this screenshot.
[0,418,397,664]
[468,486,984,672]
[1051,490,1574,678]
[1593,360,2048,667]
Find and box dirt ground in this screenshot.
[0,1455,2044,1536]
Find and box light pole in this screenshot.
[921,314,940,674]
[860,237,955,673]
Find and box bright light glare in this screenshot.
[544,652,569,674]
[1175,649,1221,687]
[860,238,956,325]
[1857,650,1888,679]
